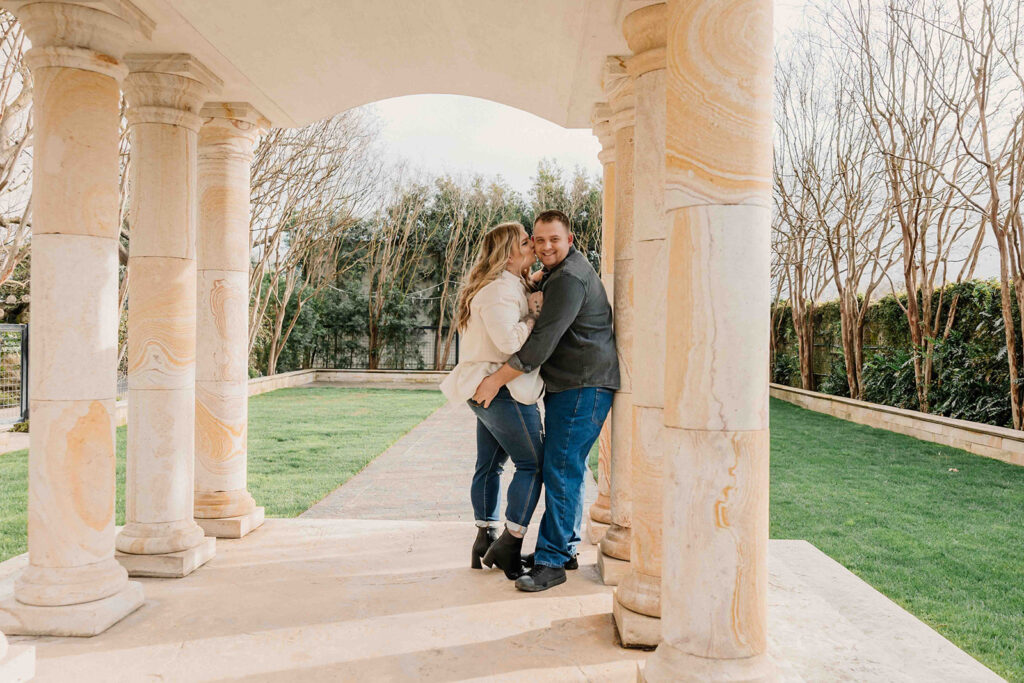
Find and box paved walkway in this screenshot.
[302,401,595,527]
[3,393,1004,682]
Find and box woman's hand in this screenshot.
[527,291,543,319]
[529,269,545,285]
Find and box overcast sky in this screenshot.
[364,2,810,197]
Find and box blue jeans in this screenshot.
[467,387,544,534]
[534,387,614,568]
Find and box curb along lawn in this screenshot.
[0,386,446,562]
[770,397,1024,681]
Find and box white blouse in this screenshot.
[440,271,544,405]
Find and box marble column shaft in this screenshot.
[194,105,262,523]
[589,103,615,528]
[599,57,636,563]
[12,2,132,608]
[617,1,668,623]
[644,1,774,680]
[116,59,213,557]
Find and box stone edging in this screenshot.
[770,383,1024,467]
[113,369,451,425]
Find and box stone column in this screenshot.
[586,102,615,546]
[643,1,774,680]
[614,2,668,649]
[194,103,267,539]
[0,1,145,637]
[598,56,635,586]
[115,55,221,578]
[0,628,34,680]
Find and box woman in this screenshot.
[440,222,544,580]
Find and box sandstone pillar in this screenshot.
[193,103,266,538]
[643,1,774,680]
[115,55,220,578]
[0,1,146,637]
[587,102,615,545]
[598,57,635,586]
[614,2,668,648]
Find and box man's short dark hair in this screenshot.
[534,210,571,233]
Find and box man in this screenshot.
[473,209,619,592]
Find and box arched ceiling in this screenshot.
[122,0,658,129]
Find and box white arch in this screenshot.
[128,0,650,128]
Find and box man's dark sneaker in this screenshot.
[522,553,578,570]
[515,565,567,592]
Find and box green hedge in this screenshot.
[772,280,1020,428]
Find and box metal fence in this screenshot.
[309,326,460,371]
[0,324,28,425]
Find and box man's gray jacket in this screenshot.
[509,246,620,392]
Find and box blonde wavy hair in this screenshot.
[455,222,531,331]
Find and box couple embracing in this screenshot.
[440,210,619,593]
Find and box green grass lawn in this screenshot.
[0,387,445,562]
[770,397,1024,681]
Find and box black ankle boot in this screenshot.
[482,529,525,580]
[471,526,499,569]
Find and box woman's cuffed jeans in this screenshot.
[467,387,544,534]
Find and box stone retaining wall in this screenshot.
[771,383,1024,467]
[113,370,450,425]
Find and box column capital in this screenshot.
[199,102,268,160]
[603,57,635,132]
[624,3,667,77]
[124,55,221,132]
[14,2,153,81]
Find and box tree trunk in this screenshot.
[791,299,816,391]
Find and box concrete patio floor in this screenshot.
[1,400,1004,681]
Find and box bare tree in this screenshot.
[774,51,834,391]
[781,34,899,399]
[249,110,379,374]
[0,11,32,289]
[362,172,430,370]
[929,0,1024,427]
[837,0,985,411]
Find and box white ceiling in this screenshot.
[124,0,649,129]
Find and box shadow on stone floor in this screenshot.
[219,613,644,682]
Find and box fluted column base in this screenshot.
[613,593,661,648]
[0,581,143,637]
[115,537,215,578]
[14,556,126,607]
[194,488,256,519]
[642,644,776,682]
[116,519,206,555]
[115,519,214,578]
[618,570,661,617]
[600,522,632,560]
[195,505,265,539]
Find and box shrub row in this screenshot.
[772,279,1020,428]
